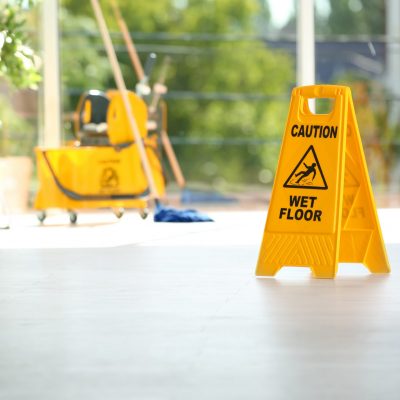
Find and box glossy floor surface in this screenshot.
[0,209,399,399]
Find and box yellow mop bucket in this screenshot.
[34,91,166,223]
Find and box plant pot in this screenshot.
[0,156,33,213]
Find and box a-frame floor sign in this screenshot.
[256,85,390,278]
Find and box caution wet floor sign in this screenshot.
[256,85,390,278]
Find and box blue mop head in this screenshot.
[154,204,213,222]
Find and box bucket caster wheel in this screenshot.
[68,211,77,225]
[113,208,124,219]
[139,208,149,220]
[37,211,46,223]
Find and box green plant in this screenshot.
[0,0,40,157]
[0,0,40,89]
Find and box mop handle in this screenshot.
[136,53,157,97]
[160,102,186,188]
[143,53,157,83]
[91,0,159,200]
[149,56,171,114]
[110,0,145,82]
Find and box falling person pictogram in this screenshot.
[295,162,317,184]
[283,146,328,190]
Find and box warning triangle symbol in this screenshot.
[283,145,328,190]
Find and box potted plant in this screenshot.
[0,0,40,215]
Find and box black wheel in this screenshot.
[37,210,46,223]
[139,208,149,220]
[113,207,124,219]
[69,211,77,224]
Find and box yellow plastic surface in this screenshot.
[256,85,390,278]
[34,143,165,211]
[82,98,92,124]
[107,91,147,145]
[35,89,167,213]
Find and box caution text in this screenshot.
[291,124,338,139]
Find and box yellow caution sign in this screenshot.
[256,85,390,278]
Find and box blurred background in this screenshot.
[1,0,399,209]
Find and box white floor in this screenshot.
[0,209,399,399]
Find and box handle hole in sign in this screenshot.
[307,98,335,115]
